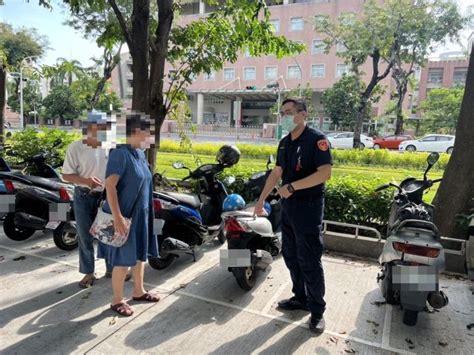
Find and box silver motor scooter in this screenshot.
[375,152,448,326]
[220,191,282,291]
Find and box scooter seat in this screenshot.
[15,175,61,191]
[161,192,201,209]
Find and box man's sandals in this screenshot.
[110,292,161,317]
[79,274,97,289]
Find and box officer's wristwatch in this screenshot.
[287,183,295,193]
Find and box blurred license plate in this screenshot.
[393,265,438,292]
[220,249,251,268]
[45,221,61,230]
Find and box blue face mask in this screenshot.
[96,131,107,142]
[281,115,297,132]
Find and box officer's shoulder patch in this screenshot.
[317,139,329,151]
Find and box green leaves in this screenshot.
[5,127,80,165]
[42,85,81,120]
[322,75,379,128]
[0,23,46,69]
[420,87,464,134]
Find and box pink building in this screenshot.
[112,0,401,131]
[417,58,469,105]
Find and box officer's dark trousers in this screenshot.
[281,196,326,316]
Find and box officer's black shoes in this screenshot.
[309,314,326,334]
[277,296,310,311]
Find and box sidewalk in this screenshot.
[0,230,472,354]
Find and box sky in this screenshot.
[0,0,104,67]
[0,0,473,67]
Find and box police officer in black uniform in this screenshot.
[255,98,332,334]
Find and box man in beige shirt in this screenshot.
[62,113,129,288]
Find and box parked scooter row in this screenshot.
[0,141,77,250]
[1,140,450,327]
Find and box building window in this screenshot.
[427,68,443,84]
[244,48,251,58]
[287,65,301,79]
[290,17,304,31]
[223,68,235,81]
[204,71,215,81]
[243,67,256,81]
[312,39,324,54]
[336,64,349,78]
[453,67,467,86]
[269,19,280,32]
[336,42,347,53]
[311,64,325,78]
[264,66,278,80]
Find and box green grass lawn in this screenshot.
[156,152,443,202]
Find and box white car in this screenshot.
[327,132,374,149]
[398,134,455,154]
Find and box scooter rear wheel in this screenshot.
[382,264,400,305]
[53,230,78,251]
[403,309,418,326]
[148,255,175,270]
[3,213,35,241]
[217,230,226,244]
[232,266,256,291]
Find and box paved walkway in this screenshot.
[0,230,472,354]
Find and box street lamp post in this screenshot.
[267,81,282,140]
[292,58,303,97]
[19,56,39,129]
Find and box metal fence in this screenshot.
[169,124,263,138]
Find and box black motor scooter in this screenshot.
[148,146,240,269]
[0,141,77,250]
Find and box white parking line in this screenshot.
[175,289,413,354]
[382,303,393,349]
[0,243,412,354]
[261,280,290,314]
[0,244,78,268]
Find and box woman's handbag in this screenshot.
[90,181,143,248]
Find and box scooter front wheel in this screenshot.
[3,213,35,241]
[149,255,176,270]
[232,266,256,291]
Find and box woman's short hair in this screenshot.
[125,113,153,136]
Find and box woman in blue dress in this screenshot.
[98,114,159,316]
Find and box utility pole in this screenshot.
[19,56,38,129]
[266,82,282,140]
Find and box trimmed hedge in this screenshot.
[159,139,449,170]
[5,128,81,165]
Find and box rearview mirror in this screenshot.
[172,162,184,169]
[427,152,439,166]
[224,176,236,185]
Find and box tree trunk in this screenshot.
[394,81,408,135]
[130,0,150,112]
[0,66,6,144]
[433,47,474,239]
[90,47,122,110]
[147,0,174,169]
[353,98,367,148]
[353,50,389,148]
